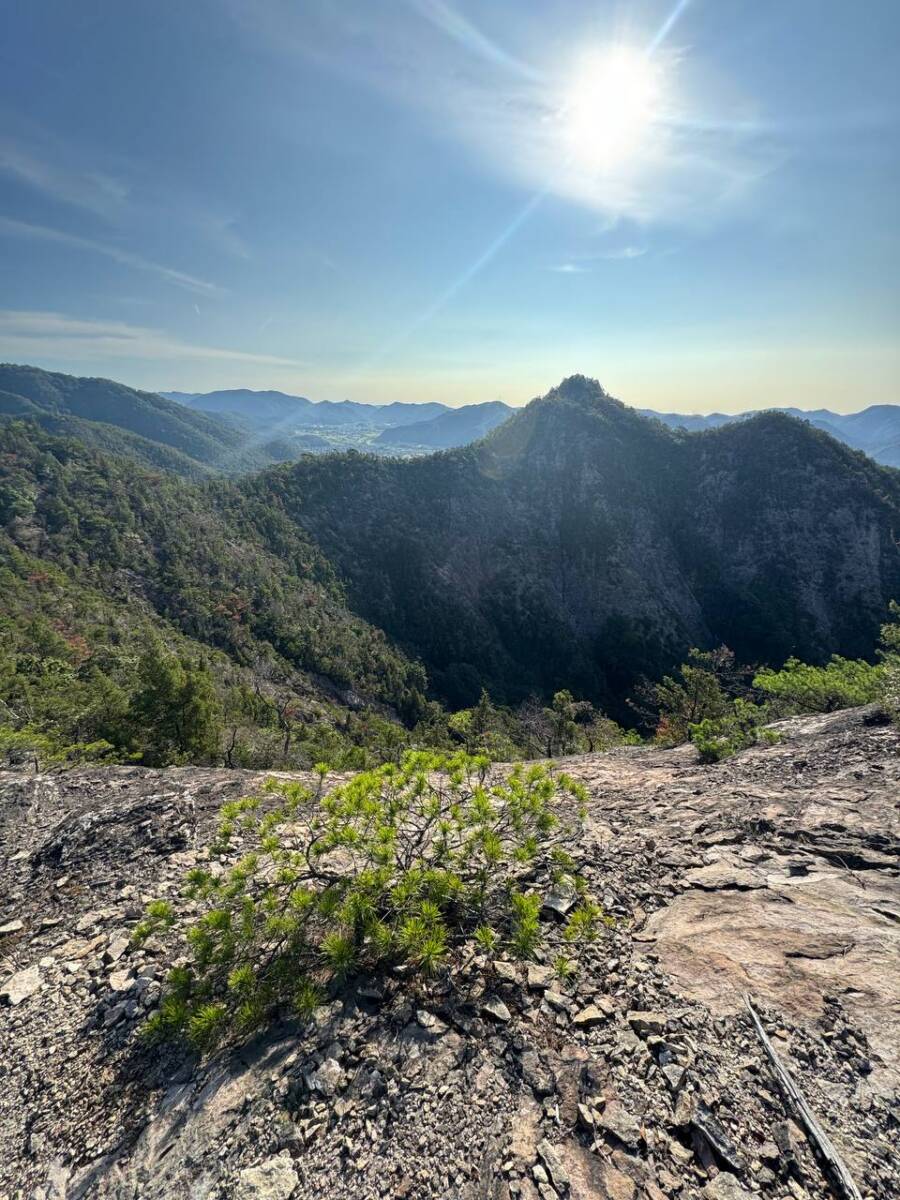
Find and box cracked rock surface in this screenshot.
[0,707,897,1200]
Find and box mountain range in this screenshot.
[4,364,897,468]
[164,388,449,428]
[642,404,900,467]
[0,364,280,476]
[167,384,900,465]
[1,365,898,723]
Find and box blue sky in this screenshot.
[1,0,898,411]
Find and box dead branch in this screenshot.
[745,994,863,1200]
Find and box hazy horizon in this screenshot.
[1,1,898,412]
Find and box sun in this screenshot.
[562,45,662,171]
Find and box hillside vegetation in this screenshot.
[1,374,898,773]
[0,421,430,767]
[0,364,291,476]
[246,376,900,712]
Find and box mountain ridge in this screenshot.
[0,364,271,475]
[166,388,450,429]
[247,376,900,710]
[641,401,900,466]
[374,400,513,448]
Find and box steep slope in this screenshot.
[374,400,513,448]
[0,420,426,723]
[643,403,900,467]
[1,706,897,1199]
[249,377,900,710]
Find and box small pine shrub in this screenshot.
[690,699,780,763]
[553,954,577,980]
[143,750,591,1051]
[754,655,882,716]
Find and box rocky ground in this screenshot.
[0,706,897,1200]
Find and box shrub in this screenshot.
[754,655,882,716]
[690,698,780,763]
[141,750,594,1050]
[640,647,738,745]
[0,725,119,770]
[878,601,900,723]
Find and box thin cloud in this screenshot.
[407,0,541,81]
[0,136,129,216]
[551,246,648,272]
[597,245,648,260]
[0,132,252,267]
[0,216,220,296]
[0,310,302,367]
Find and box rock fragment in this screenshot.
[0,964,41,1006]
[235,1156,299,1200]
[482,997,512,1023]
[536,1139,569,1193]
[572,1004,606,1029]
[596,1101,642,1149]
[703,1172,753,1200]
[627,1010,668,1037]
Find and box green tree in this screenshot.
[131,644,223,765]
[633,647,738,744]
[543,690,593,756]
[690,698,780,763]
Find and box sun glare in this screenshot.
[562,45,662,171]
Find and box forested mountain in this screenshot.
[0,364,261,475]
[643,402,900,466]
[2,370,897,738]
[0,420,428,765]
[0,366,371,475]
[375,400,513,448]
[247,376,900,711]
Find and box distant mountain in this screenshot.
[375,401,513,449]
[641,403,900,467]
[166,388,450,429]
[248,376,900,712]
[163,389,319,424]
[0,364,267,476]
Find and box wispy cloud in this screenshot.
[0,310,301,367]
[551,245,648,272]
[0,136,129,216]
[0,131,252,275]
[406,0,540,81]
[0,216,220,296]
[597,245,648,260]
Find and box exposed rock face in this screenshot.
[0,708,897,1200]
